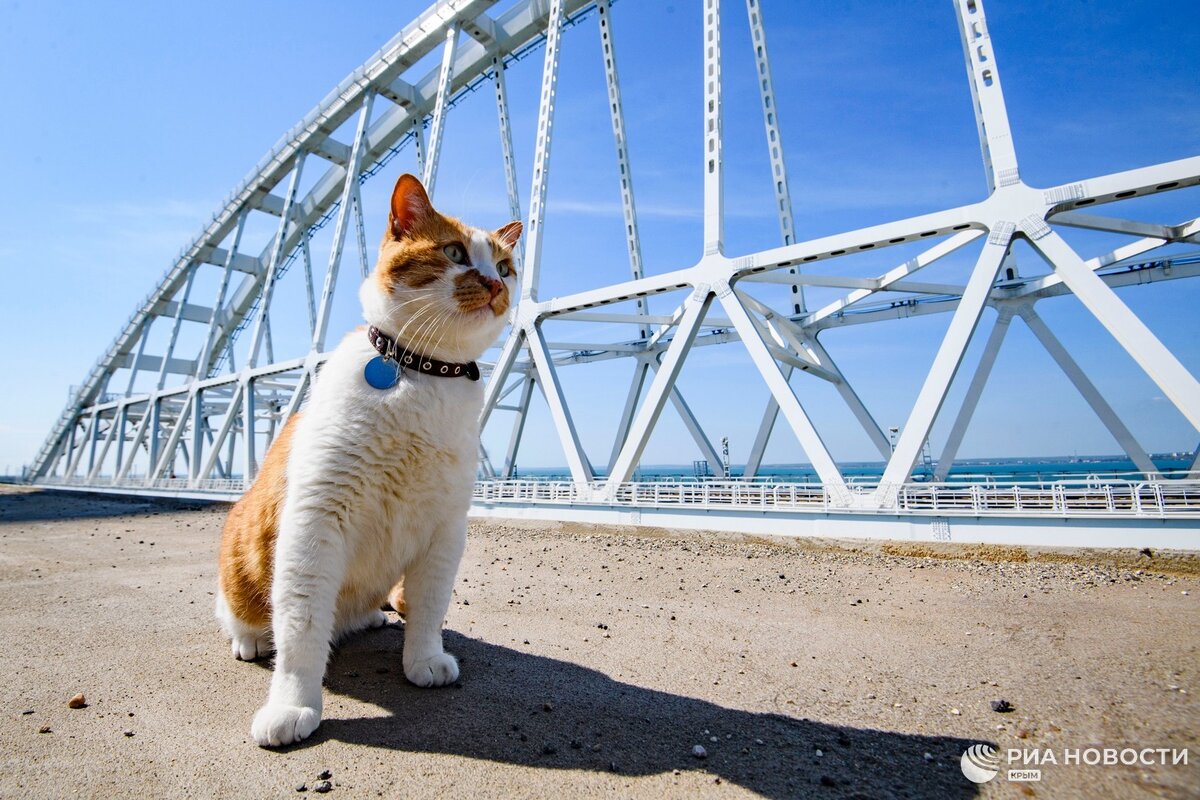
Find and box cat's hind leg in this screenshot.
[333,606,388,641]
[387,579,406,617]
[215,588,273,661]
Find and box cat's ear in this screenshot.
[389,173,434,240]
[495,220,523,249]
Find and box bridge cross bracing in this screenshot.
[30,0,1200,547]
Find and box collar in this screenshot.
[366,326,480,381]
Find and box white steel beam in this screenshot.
[703,0,724,256]
[1042,156,1200,214]
[122,318,152,397]
[147,398,165,478]
[811,256,1199,332]
[311,135,351,167]
[199,211,248,378]
[198,385,243,484]
[536,204,982,321]
[86,413,119,482]
[201,246,260,277]
[150,394,195,481]
[479,48,524,470]
[1012,216,1200,300]
[742,370,779,479]
[806,334,892,459]
[736,292,834,377]
[411,118,427,177]
[115,403,152,483]
[112,405,129,482]
[351,185,371,278]
[745,0,803,313]
[155,265,199,391]
[1019,305,1158,477]
[65,411,98,479]
[479,443,496,480]
[116,353,196,376]
[313,94,376,352]
[742,331,891,477]
[932,308,1014,481]
[299,233,317,334]
[502,375,536,477]
[1176,218,1200,243]
[422,23,460,196]
[606,291,712,491]
[875,237,1010,499]
[491,54,524,268]
[520,0,566,303]
[279,370,310,431]
[526,321,593,485]
[665,377,725,478]
[247,153,307,369]
[242,377,257,482]
[554,311,678,325]
[1050,211,1175,240]
[720,287,847,497]
[479,328,525,430]
[610,353,725,478]
[607,359,650,471]
[596,0,649,333]
[1031,230,1200,432]
[806,230,984,326]
[953,0,1019,190]
[189,389,205,482]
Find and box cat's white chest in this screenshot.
[284,335,481,584]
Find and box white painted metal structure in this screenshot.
[31,0,1200,548]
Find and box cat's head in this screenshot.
[360,173,521,363]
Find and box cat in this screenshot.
[216,173,521,747]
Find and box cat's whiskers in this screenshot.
[390,302,452,358]
[408,307,456,360]
[390,304,440,351]
[426,303,465,364]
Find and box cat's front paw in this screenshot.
[404,652,459,688]
[250,703,320,747]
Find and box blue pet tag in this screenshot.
[364,356,401,390]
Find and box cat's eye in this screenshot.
[442,242,468,265]
[497,259,513,278]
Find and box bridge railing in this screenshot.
[472,477,1200,518]
[34,475,1200,518]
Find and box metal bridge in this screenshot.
[31,0,1200,549]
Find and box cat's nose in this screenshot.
[483,276,504,300]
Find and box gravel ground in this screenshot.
[0,486,1197,799]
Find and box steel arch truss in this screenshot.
[33,0,1200,538]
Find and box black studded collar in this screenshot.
[366,325,480,381]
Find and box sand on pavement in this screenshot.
[0,486,1197,799]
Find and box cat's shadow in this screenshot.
[257,621,983,799]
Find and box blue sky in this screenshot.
[0,0,1196,475]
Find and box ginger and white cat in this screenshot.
[216,173,520,747]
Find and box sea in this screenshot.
[501,454,1195,485]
